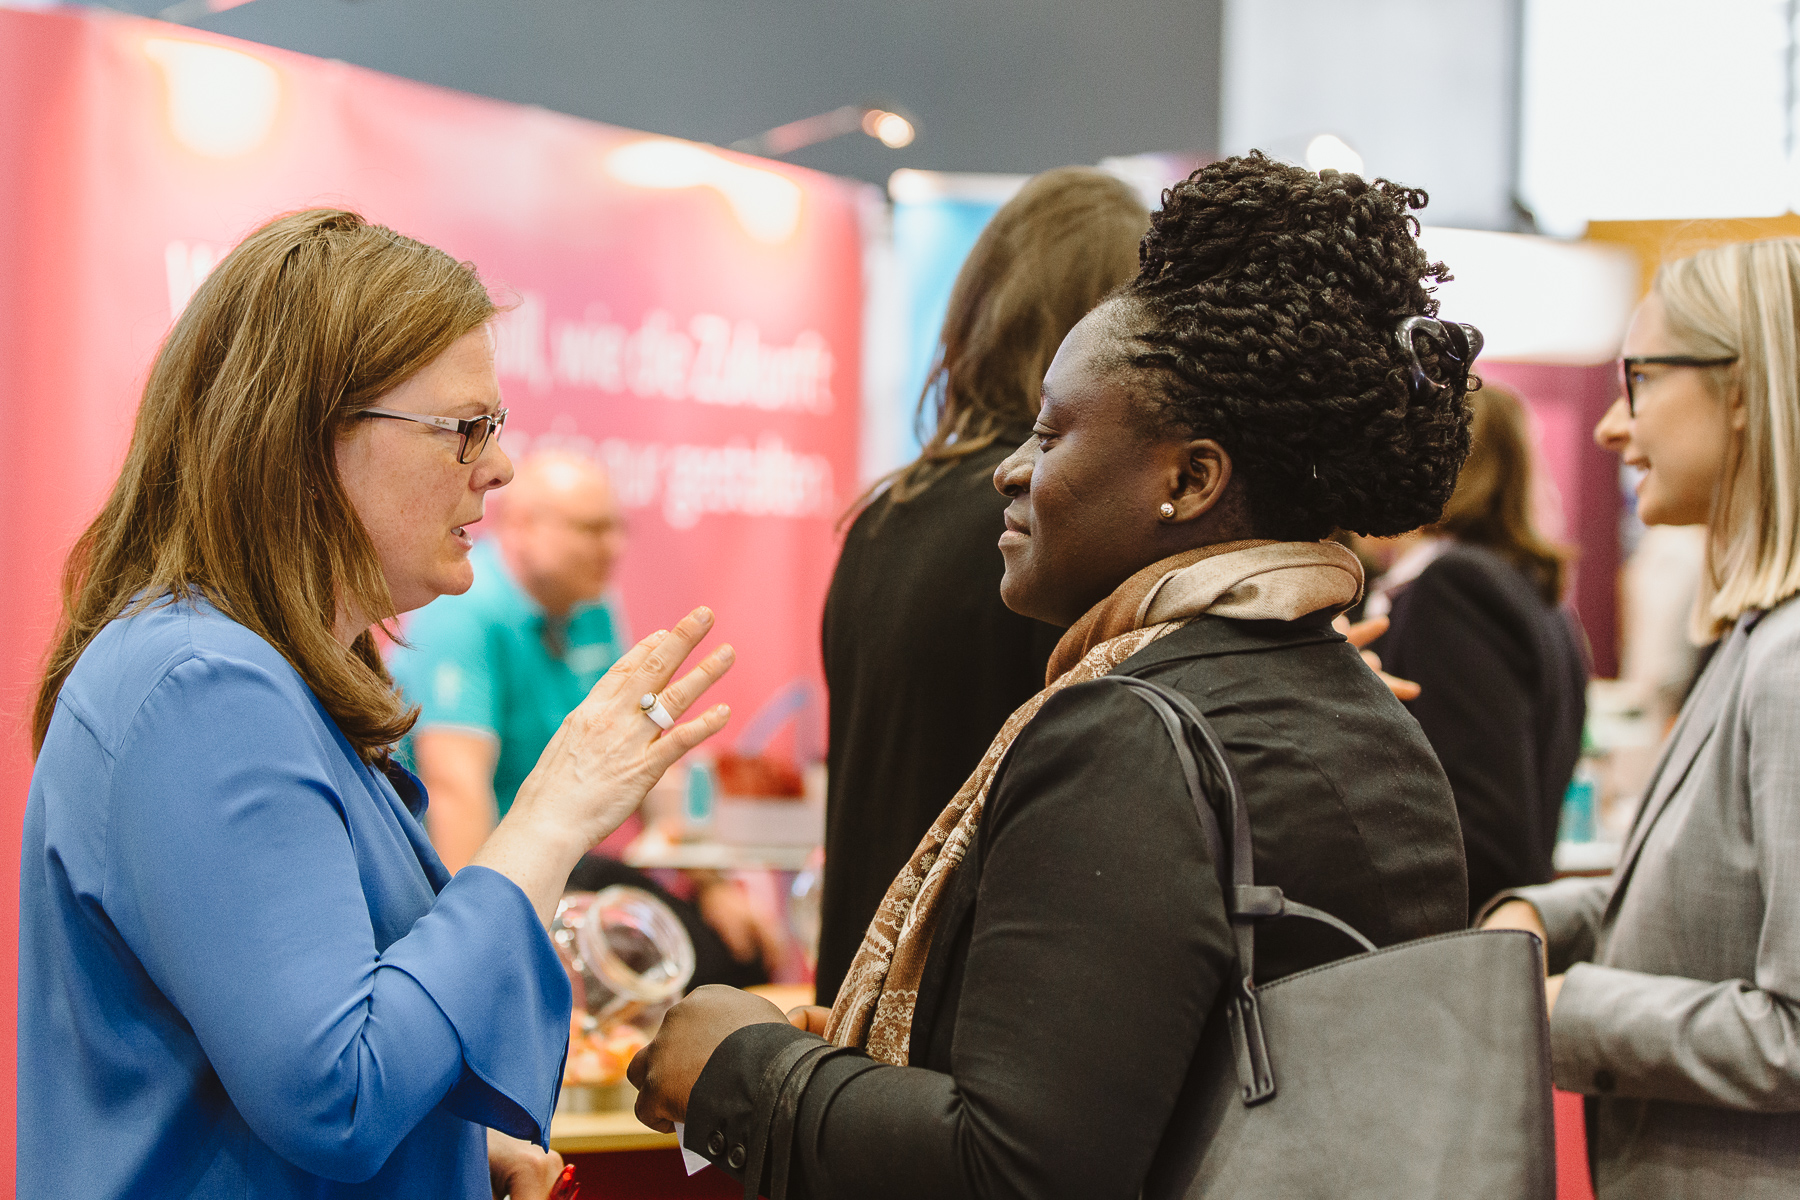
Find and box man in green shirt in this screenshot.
[391,451,630,869]
[392,452,783,979]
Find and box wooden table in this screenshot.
[623,839,816,872]
[549,1109,676,1154]
[550,983,814,1195]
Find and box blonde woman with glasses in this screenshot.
[1483,239,1800,1196]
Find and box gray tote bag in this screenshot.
[1112,677,1557,1200]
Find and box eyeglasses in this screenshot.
[360,406,507,464]
[1618,357,1736,417]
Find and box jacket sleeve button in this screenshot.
[728,1144,748,1170]
[1593,1069,1616,1093]
[707,1130,726,1156]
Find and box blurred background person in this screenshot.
[1485,239,1800,1196]
[392,450,630,867]
[1364,382,1588,919]
[815,166,1149,1004]
[1620,523,1711,732]
[390,450,778,986]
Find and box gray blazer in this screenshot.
[1506,597,1800,1197]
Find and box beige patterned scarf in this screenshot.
[824,539,1365,1065]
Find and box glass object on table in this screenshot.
[555,885,695,1027]
[552,886,696,1108]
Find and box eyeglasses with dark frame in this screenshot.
[1619,357,1737,417]
[360,406,508,464]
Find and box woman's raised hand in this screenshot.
[519,607,733,842]
[470,607,734,924]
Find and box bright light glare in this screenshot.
[606,139,718,190]
[1304,133,1363,177]
[605,139,804,244]
[868,111,915,149]
[1519,0,1788,232]
[144,39,279,158]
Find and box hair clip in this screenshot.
[1396,316,1485,401]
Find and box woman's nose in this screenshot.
[481,442,516,491]
[1593,396,1631,455]
[994,438,1032,497]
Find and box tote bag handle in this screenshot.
[1108,675,1377,1105]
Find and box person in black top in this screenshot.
[628,154,1475,1200]
[1366,382,1589,918]
[815,166,1149,1003]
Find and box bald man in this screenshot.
[391,453,780,985]
[390,451,631,869]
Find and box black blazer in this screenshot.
[687,613,1468,1200]
[1370,544,1588,918]
[816,438,1060,1004]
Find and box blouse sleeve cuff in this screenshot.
[379,865,572,1145]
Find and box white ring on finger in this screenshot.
[638,692,675,731]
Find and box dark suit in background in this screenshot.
[1372,543,1588,919]
[816,437,1059,1005]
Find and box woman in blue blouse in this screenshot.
[18,209,734,1198]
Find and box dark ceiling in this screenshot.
[90,0,1224,186]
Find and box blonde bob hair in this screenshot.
[32,208,495,759]
[1654,239,1800,638]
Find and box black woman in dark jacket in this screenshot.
[628,153,1475,1200]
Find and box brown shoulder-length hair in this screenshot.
[1434,381,1569,604]
[32,208,495,760]
[877,166,1149,507]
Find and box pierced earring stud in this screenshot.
[1159,502,1177,519]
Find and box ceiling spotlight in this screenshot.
[732,104,918,158]
[1305,133,1364,177]
[863,110,915,149]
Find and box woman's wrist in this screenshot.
[504,753,651,859]
[468,807,596,925]
[496,793,601,866]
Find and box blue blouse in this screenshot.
[18,597,572,1197]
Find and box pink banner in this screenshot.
[0,9,868,1173]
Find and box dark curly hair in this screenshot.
[1110,152,1474,541]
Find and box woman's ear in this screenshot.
[1162,438,1234,522]
[1728,383,1749,432]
